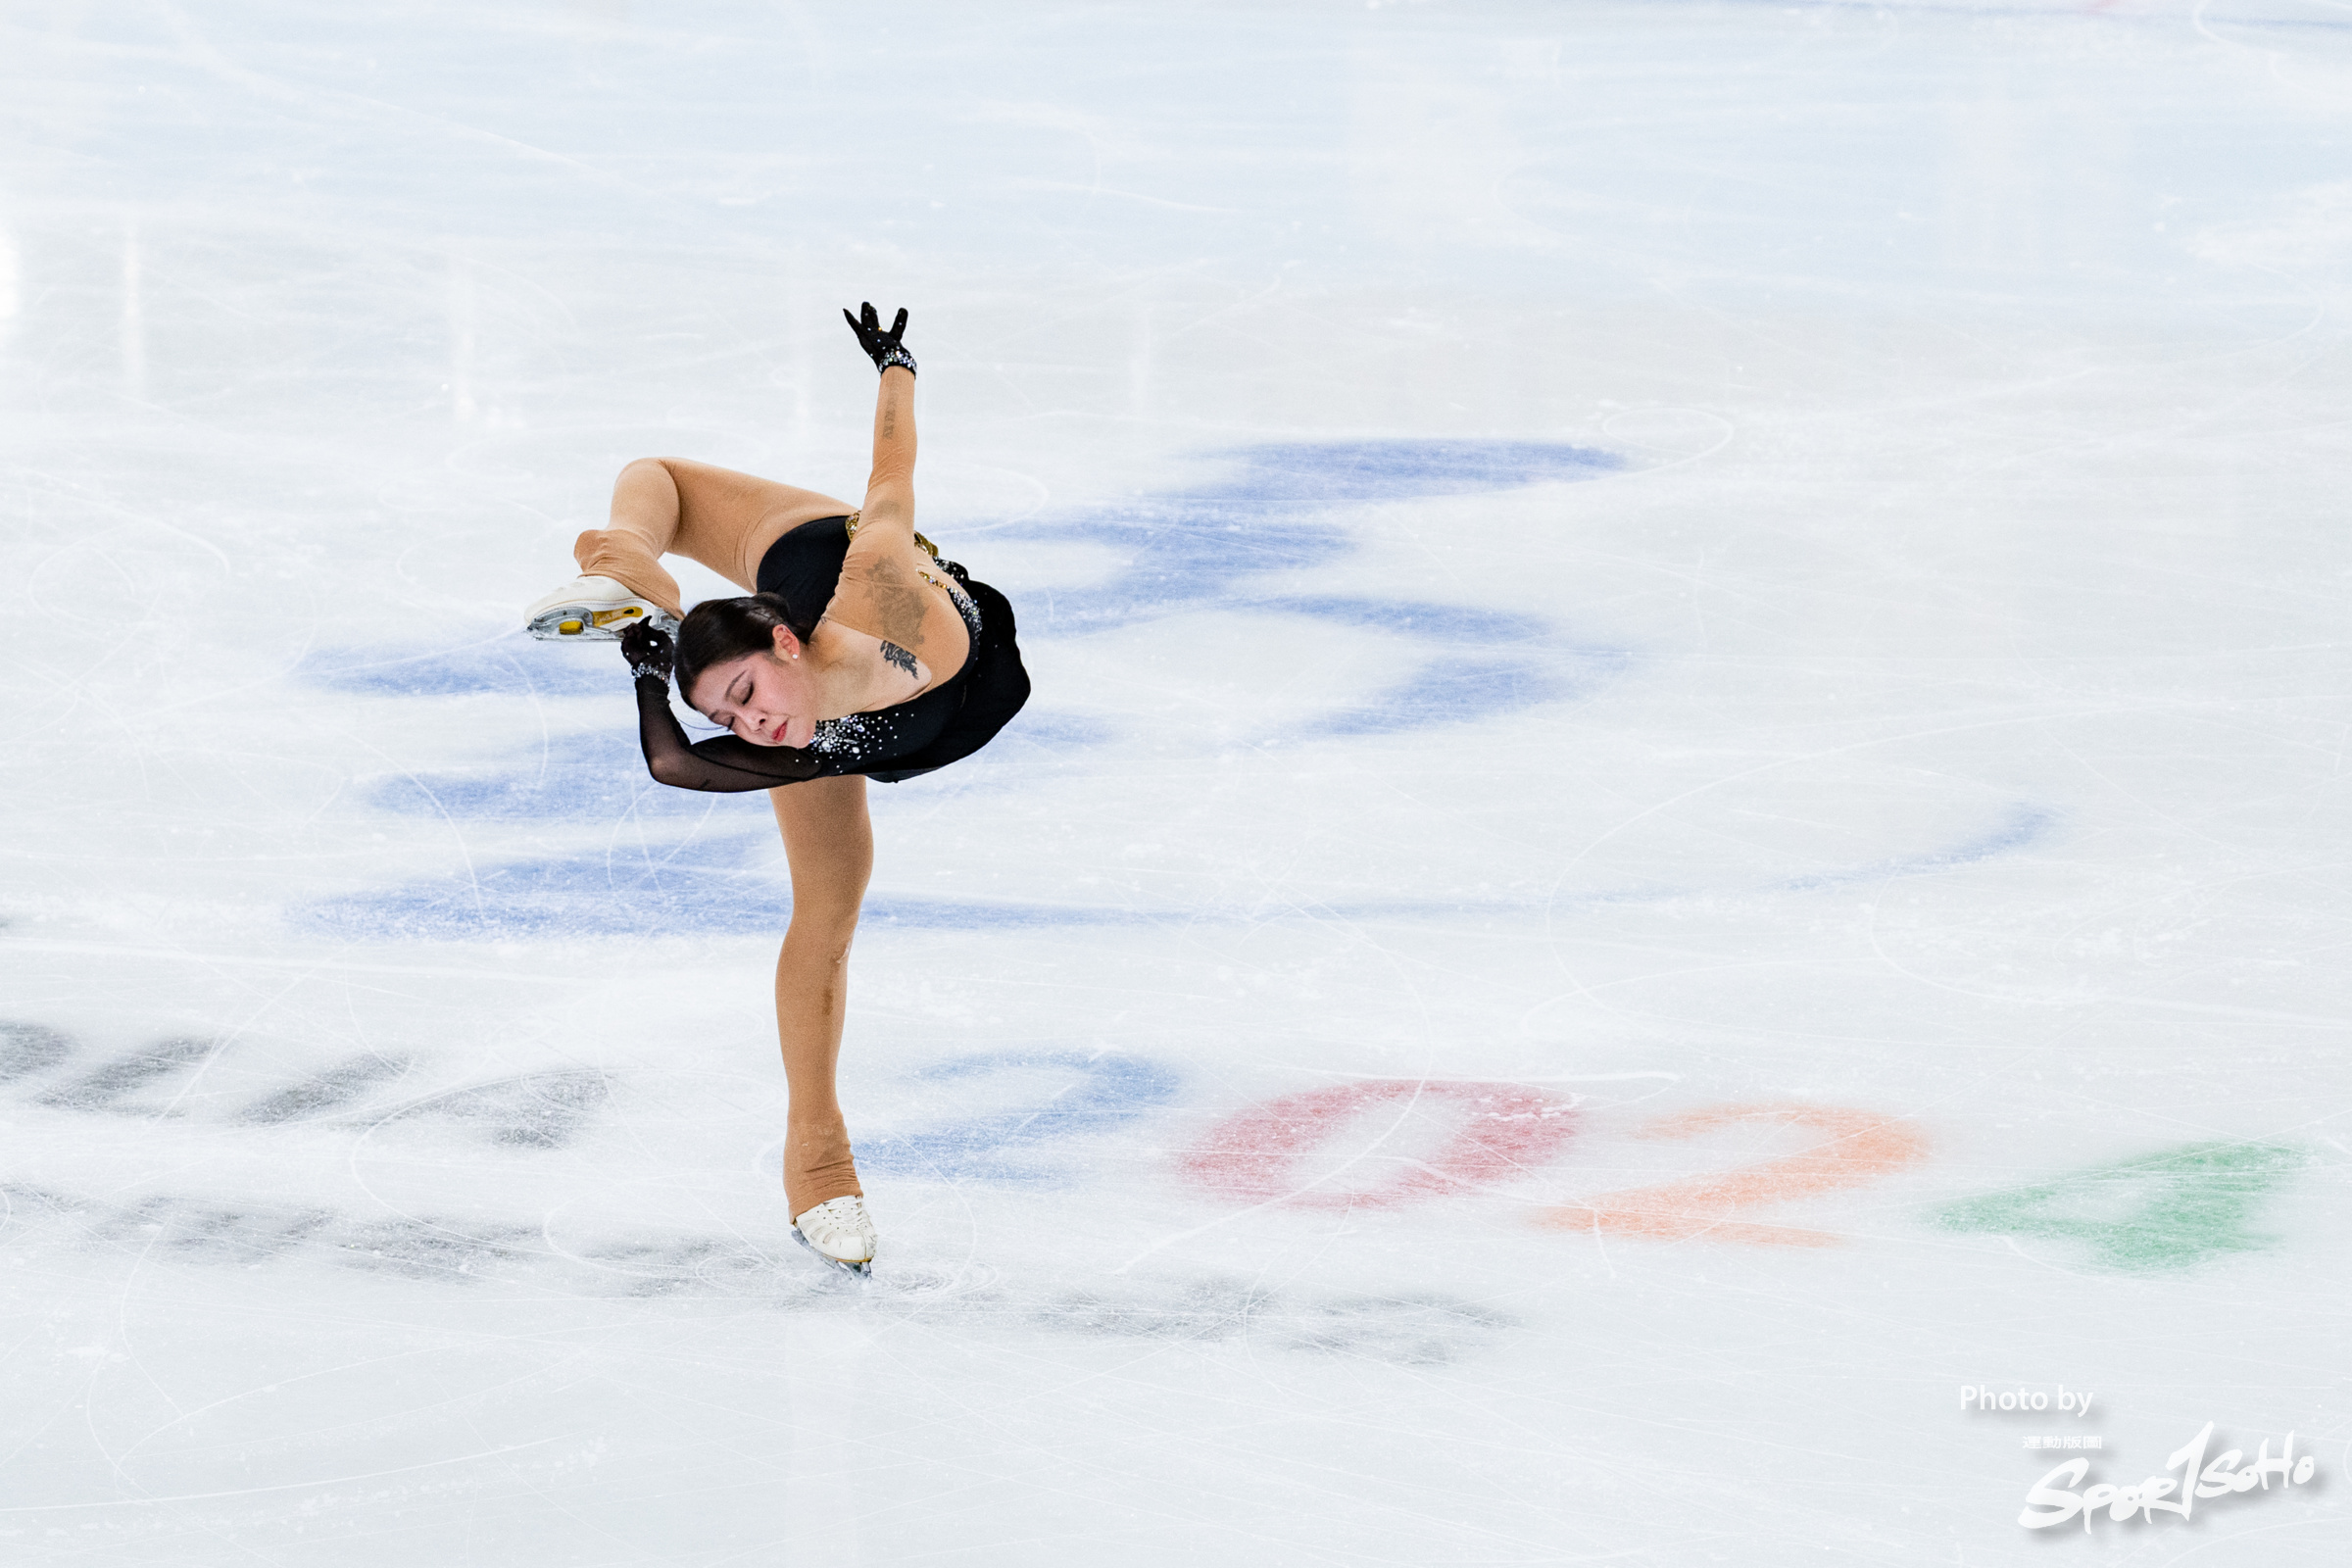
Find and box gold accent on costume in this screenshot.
[842,510,938,562]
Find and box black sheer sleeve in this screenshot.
[634,674,823,792]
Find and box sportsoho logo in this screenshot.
[2020,1422,2318,1532]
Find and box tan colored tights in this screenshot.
[575,458,872,1219]
[766,713,875,1217]
[572,456,856,617]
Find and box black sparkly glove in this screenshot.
[842,302,916,376]
[619,620,674,683]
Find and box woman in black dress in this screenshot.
[521,306,1030,1275]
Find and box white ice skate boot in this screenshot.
[791,1196,878,1278]
[523,574,676,642]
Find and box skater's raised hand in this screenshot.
[843,302,916,376]
[620,619,674,684]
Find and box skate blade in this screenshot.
[791,1225,874,1278]
[525,602,677,643]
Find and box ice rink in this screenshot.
[5,1,2349,1561]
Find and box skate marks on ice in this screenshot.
[0,1182,1512,1366]
[840,1049,2311,1276]
[285,433,2056,941]
[299,637,611,700]
[0,1018,601,1150]
[1530,1114,2303,1272]
[0,1031,1169,1191]
[0,1020,72,1082]
[1177,1077,2310,1273]
[290,438,1644,934]
[0,1031,1503,1360]
[1038,1279,1508,1366]
[1180,1079,1582,1210]
[853,1050,1181,1184]
[8,1020,2306,1275]
[1177,1082,1933,1243]
[1771,802,2052,895]
[1534,1104,1932,1248]
[296,801,2059,942]
[1723,0,2352,33]
[984,438,1631,737]
[1930,1141,2309,1273]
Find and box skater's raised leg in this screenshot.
[526,458,854,640]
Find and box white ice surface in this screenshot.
[3,1,2349,1562]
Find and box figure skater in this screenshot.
[520,305,1030,1275]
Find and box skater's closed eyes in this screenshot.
[523,303,1031,1277]
[686,630,818,748]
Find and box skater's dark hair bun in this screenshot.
[675,592,814,704]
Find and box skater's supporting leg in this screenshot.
[571,458,856,617]
[769,773,873,1217]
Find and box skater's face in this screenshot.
[690,626,819,748]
